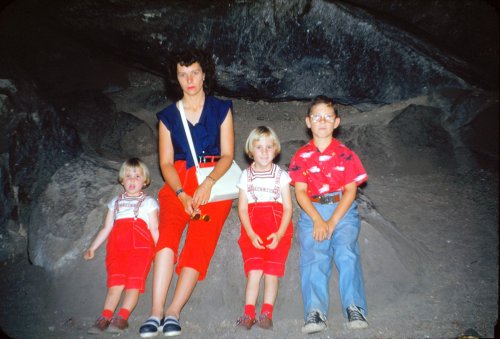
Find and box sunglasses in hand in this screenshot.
[191,213,211,222]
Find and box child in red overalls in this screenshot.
[236,126,294,330]
[84,158,159,334]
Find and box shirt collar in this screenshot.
[308,138,341,153]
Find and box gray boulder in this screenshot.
[28,156,119,271]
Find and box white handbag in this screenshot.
[178,100,242,202]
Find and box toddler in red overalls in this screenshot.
[236,126,294,330]
[84,158,159,334]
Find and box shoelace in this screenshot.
[95,316,109,324]
[305,311,326,324]
[258,313,269,322]
[235,315,255,326]
[347,307,366,322]
[235,315,246,326]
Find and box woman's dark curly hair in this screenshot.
[169,49,216,95]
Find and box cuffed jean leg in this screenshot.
[331,202,367,317]
[298,207,335,319]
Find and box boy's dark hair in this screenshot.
[170,49,216,95]
[307,95,337,117]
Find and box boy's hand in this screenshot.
[266,232,282,250]
[84,249,94,260]
[313,219,329,242]
[249,232,265,249]
[327,220,337,239]
[327,222,337,239]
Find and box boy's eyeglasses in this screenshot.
[309,114,336,123]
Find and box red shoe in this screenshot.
[257,312,273,330]
[88,316,110,334]
[236,314,256,330]
[107,315,129,333]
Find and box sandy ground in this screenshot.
[0,98,498,339]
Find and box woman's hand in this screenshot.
[178,191,196,216]
[192,177,214,208]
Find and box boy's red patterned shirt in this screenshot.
[289,138,368,197]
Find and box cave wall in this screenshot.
[2,0,498,104]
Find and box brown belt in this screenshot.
[310,192,341,204]
[198,155,220,163]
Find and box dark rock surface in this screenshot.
[53,91,156,160]
[47,0,477,103]
[1,77,81,229]
[461,104,499,171]
[346,0,499,90]
[2,0,497,105]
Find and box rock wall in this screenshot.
[46,0,477,103]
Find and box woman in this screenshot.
[139,49,235,337]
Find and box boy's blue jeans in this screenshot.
[298,201,367,320]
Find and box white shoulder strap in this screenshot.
[178,100,201,170]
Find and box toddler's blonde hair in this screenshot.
[118,158,151,188]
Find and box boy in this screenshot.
[289,95,368,334]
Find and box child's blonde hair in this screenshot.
[245,126,281,158]
[118,158,151,188]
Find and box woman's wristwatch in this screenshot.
[175,188,184,197]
